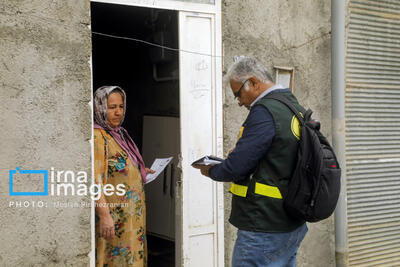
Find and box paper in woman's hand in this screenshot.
[145,157,173,184]
[191,155,224,167]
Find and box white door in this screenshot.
[178,10,224,267]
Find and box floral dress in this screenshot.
[94,128,147,267]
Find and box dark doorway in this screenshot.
[91,3,179,267]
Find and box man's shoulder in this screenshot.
[258,90,302,110]
[248,103,273,122]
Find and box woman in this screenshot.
[94,86,154,267]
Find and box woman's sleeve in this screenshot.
[94,129,108,185]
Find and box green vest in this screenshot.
[229,91,305,232]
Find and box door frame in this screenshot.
[91,0,221,13]
[89,1,223,266]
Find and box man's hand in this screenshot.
[192,165,212,178]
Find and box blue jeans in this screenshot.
[232,224,308,267]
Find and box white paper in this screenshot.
[145,157,173,184]
[202,156,223,166]
[191,155,223,166]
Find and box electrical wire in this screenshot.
[92,31,222,58]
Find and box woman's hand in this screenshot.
[145,168,155,174]
[98,213,115,240]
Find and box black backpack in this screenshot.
[265,93,341,222]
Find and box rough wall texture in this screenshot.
[222,0,334,266]
[0,0,333,266]
[0,1,92,266]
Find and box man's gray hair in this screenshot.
[226,57,273,90]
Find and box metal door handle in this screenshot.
[163,166,168,194]
[170,163,174,198]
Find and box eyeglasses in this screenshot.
[233,79,250,99]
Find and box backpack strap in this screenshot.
[261,93,305,199]
[265,93,306,125]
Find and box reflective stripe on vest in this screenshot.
[230,182,282,199]
[237,126,244,140]
[254,182,282,199]
[229,183,248,197]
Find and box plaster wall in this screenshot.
[0,1,92,266]
[222,0,334,266]
[0,0,334,266]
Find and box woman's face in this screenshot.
[107,92,124,128]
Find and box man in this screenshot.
[194,57,308,267]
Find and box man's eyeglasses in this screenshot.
[234,79,250,99]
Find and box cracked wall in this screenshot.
[222,0,335,266]
[0,0,92,266]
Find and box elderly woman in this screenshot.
[94,86,153,267]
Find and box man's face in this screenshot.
[230,79,258,110]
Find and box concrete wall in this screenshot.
[1,0,333,266]
[222,0,334,266]
[0,1,92,266]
